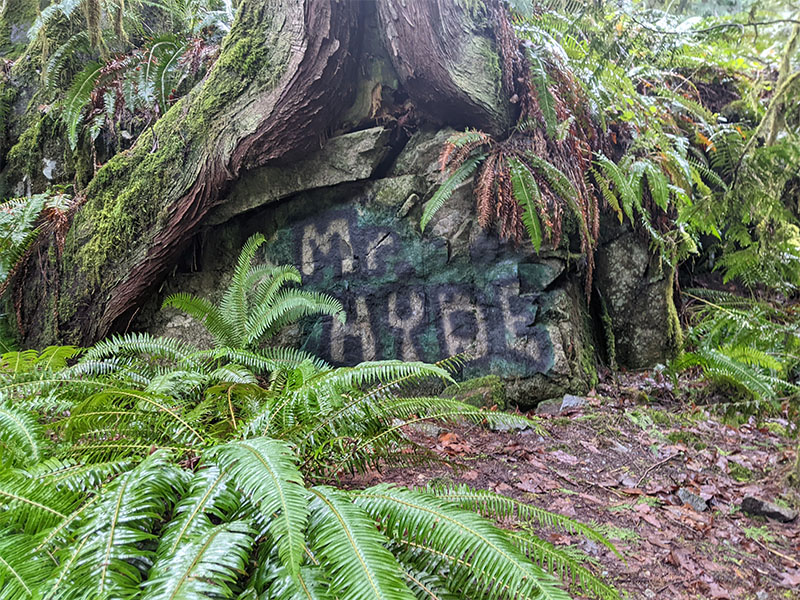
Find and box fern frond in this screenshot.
[421,155,483,232]
[63,62,103,150]
[426,484,619,557]
[0,405,46,468]
[0,533,50,600]
[158,465,239,555]
[28,0,83,39]
[40,452,185,600]
[220,233,267,347]
[528,51,558,137]
[83,332,201,368]
[440,130,490,172]
[249,264,302,308]
[142,521,255,600]
[264,564,334,599]
[354,484,570,600]
[303,361,454,397]
[505,529,620,600]
[246,288,345,345]
[45,32,91,93]
[309,485,416,600]
[162,292,233,347]
[508,156,544,251]
[206,437,308,574]
[212,347,329,373]
[0,471,81,533]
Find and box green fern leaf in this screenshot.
[355,484,570,600]
[63,62,103,150]
[162,293,233,347]
[142,521,255,600]
[421,155,483,232]
[158,466,239,555]
[528,51,558,137]
[0,533,50,600]
[309,485,416,600]
[0,405,46,467]
[508,156,544,251]
[207,437,308,574]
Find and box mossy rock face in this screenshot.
[0,0,37,57]
[140,129,597,408]
[594,224,682,369]
[442,375,506,410]
[140,129,671,409]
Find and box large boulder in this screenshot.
[594,226,682,369]
[140,128,677,406]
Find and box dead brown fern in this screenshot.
[422,1,606,294]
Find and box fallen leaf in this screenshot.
[550,450,580,466]
[546,533,572,546]
[577,492,604,505]
[780,569,800,588]
[667,547,701,576]
[461,470,479,481]
[707,582,731,599]
[641,513,663,529]
[437,431,472,455]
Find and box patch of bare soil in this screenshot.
[344,374,800,600]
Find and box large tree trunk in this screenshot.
[16,0,511,347]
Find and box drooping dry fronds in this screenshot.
[476,153,499,229]
[439,129,492,174]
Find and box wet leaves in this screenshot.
[340,375,799,599]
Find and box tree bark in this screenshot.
[15,0,510,347]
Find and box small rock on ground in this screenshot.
[741,496,797,523]
[678,488,708,512]
[535,394,587,416]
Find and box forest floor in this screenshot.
[344,372,800,600]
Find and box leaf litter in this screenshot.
[341,372,800,600]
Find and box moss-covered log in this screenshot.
[16,0,512,346]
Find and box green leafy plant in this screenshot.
[421,124,599,289]
[0,335,621,600]
[0,227,619,598]
[60,34,219,150]
[162,233,345,351]
[0,192,75,350]
[670,289,800,404]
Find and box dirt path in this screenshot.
[345,375,800,600]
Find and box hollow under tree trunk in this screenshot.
[15,0,513,347]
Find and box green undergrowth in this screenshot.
[442,374,507,409]
[0,237,621,600]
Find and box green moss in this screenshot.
[442,375,506,409]
[58,0,300,306]
[371,176,420,209]
[67,126,185,281]
[728,461,753,482]
[6,114,45,179]
[664,266,683,356]
[0,79,17,146]
[764,421,788,437]
[0,0,38,57]
[666,430,707,450]
[597,291,617,368]
[478,38,502,89]
[218,37,268,79]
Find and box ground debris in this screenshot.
[341,373,800,600]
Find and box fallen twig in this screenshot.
[636,452,683,488]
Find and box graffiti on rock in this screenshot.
[265,207,555,376]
